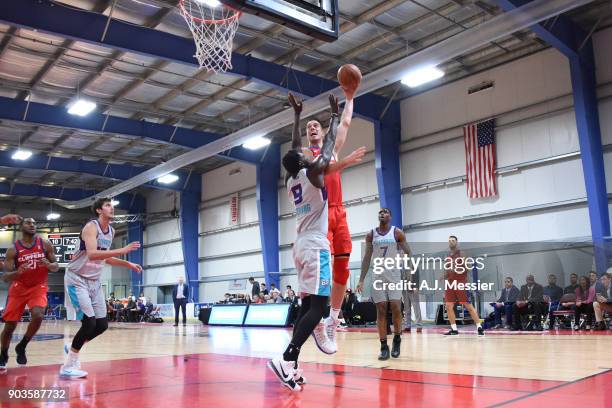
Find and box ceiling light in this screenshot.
[12,149,32,160]
[0,177,6,182]
[67,99,97,116]
[242,136,270,150]
[157,174,179,184]
[401,66,445,88]
[46,213,61,220]
[111,200,120,206]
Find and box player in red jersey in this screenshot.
[443,235,483,336]
[0,218,59,370]
[296,86,364,352]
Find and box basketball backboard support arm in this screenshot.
[220,0,339,42]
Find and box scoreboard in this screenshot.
[48,233,80,265]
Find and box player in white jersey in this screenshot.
[357,208,412,360]
[60,197,142,378]
[268,92,339,392]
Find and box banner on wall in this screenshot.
[230,193,240,226]
[229,279,246,291]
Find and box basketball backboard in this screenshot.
[220,0,339,42]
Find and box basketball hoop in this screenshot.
[179,0,242,73]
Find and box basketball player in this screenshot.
[357,208,412,360]
[303,85,361,353]
[268,93,339,392]
[1,214,22,225]
[0,218,59,371]
[60,197,142,378]
[443,235,484,336]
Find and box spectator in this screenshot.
[564,273,579,294]
[575,275,595,330]
[285,289,298,305]
[261,283,269,296]
[252,294,263,304]
[271,291,283,304]
[248,277,260,297]
[492,277,519,329]
[125,297,137,322]
[341,289,358,326]
[128,291,136,302]
[220,293,231,304]
[139,292,146,303]
[263,294,272,303]
[113,300,124,322]
[590,271,604,293]
[108,292,116,302]
[284,285,293,299]
[285,289,299,324]
[593,272,611,331]
[131,299,145,322]
[270,283,281,295]
[544,274,563,329]
[512,275,544,331]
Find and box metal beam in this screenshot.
[256,143,280,289]
[0,150,200,193]
[0,96,263,164]
[0,181,145,212]
[180,190,200,302]
[0,0,393,121]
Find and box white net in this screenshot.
[179,0,242,73]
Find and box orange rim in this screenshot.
[179,0,242,25]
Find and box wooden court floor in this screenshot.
[0,321,610,407]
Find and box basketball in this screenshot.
[337,64,362,94]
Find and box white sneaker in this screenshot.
[324,316,339,350]
[312,321,337,354]
[59,362,87,379]
[64,344,81,369]
[267,358,301,391]
[293,364,306,385]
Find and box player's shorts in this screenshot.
[371,278,403,304]
[65,271,106,320]
[328,205,352,256]
[444,288,468,304]
[293,232,331,297]
[2,282,48,322]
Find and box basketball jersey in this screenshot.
[309,146,343,207]
[445,250,467,283]
[67,220,114,280]
[372,226,401,282]
[287,168,328,237]
[13,236,49,287]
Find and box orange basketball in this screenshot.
[337,64,361,95]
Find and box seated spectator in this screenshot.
[271,291,283,304]
[342,289,358,326]
[285,289,298,304]
[512,275,544,331]
[593,272,611,331]
[544,274,564,329]
[492,277,519,329]
[252,294,263,304]
[284,285,293,299]
[575,275,595,330]
[139,292,146,303]
[113,300,124,322]
[125,297,137,322]
[270,284,281,295]
[264,294,272,304]
[220,293,232,304]
[106,299,115,321]
[132,299,145,322]
[590,271,604,294]
[564,273,579,294]
[260,283,269,296]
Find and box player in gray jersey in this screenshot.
[60,197,142,379]
[268,92,339,392]
[358,208,412,360]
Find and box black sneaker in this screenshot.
[0,352,8,371]
[444,329,459,336]
[15,344,27,366]
[378,345,390,361]
[477,327,485,336]
[391,337,401,358]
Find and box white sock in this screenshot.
[451,324,458,331]
[67,350,79,364]
[476,322,482,329]
[330,308,340,322]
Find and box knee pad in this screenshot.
[332,256,350,285]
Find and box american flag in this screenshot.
[464,119,497,198]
